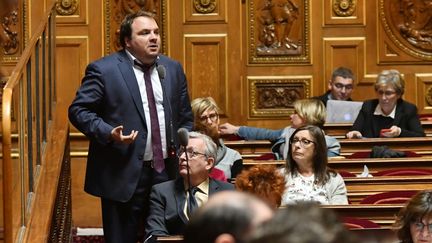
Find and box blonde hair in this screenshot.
[294,99,326,128]
[374,69,405,95]
[191,97,221,128]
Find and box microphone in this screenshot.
[157,65,166,80]
[177,128,189,147]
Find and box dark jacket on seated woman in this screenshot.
[351,99,425,138]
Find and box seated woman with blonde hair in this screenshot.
[219,99,340,159]
[235,164,286,209]
[191,97,243,180]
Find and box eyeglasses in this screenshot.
[290,137,315,148]
[333,83,353,90]
[412,221,432,234]
[177,147,207,158]
[377,90,397,96]
[199,113,218,123]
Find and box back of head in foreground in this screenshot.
[235,164,285,209]
[247,202,358,243]
[183,190,274,243]
[393,190,432,243]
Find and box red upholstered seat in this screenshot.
[209,167,227,182]
[221,134,243,141]
[342,217,381,229]
[360,190,418,205]
[373,168,432,176]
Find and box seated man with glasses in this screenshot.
[144,131,234,241]
[346,69,425,138]
[393,190,432,243]
[313,66,355,106]
[280,125,348,205]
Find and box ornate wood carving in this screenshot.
[426,85,432,106]
[248,0,310,64]
[248,76,311,117]
[380,0,432,60]
[193,0,216,13]
[1,9,19,55]
[333,0,356,17]
[55,0,79,15]
[105,0,167,54]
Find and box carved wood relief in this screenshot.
[324,0,364,25]
[56,0,79,15]
[248,76,311,117]
[185,0,226,23]
[248,0,310,64]
[1,1,21,61]
[380,0,432,61]
[104,0,167,54]
[416,74,432,113]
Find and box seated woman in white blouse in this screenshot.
[280,125,348,205]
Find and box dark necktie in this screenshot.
[187,187,199,218]
[135,61,165,173]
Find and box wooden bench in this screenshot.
[243,157,432,174]
[224,136,432,158]
[321,204,403,228]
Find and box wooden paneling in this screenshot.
[184,34,228,116]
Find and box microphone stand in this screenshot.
[182,144,194,216]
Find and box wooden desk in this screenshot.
[324,120,432,138]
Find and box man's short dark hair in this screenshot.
[331,67,355,82]
[119,10,156,48]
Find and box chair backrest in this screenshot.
[209,167,227,182]
[360,190,418,205]
[342,217,381,229]
[253,152,276,160]
[374,168,432,176]
[347,150,420,159]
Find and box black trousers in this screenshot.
[101,160,171,243]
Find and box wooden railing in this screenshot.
[1,2,71,242]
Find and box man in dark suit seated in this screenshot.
[144,131,235,240]
[313,67,355,106]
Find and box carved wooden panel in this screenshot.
[185,0,227,23]
[323,38,366,89]
[184,34,228,117]
[379,0,432,62]
[416,74,432,114]
[55,0,87,24]
[1,1,22,62]
[324,0,365,25]
[248,0,310,64]
[104,0,167,54]
[248,76,311,118]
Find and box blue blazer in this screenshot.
[68,50,193,202]
[144,178,234,238]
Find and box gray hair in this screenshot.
[374,69,405,95]
[188,131,217,160]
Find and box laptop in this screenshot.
[325,100,363,123]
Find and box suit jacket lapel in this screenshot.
[117,51,146,122]
[393,99,403,125]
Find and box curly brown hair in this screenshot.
[235,165,285,209]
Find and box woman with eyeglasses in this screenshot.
[346,69,425,138]
[393,190,432,243]
[219,98,341,159]
[191,97,243,180]
[281,125,348,205]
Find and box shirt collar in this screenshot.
[374,103,396,118]
[185,178,209,195]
